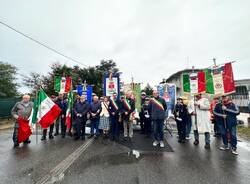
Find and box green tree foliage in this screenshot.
[23,60,119,97]
[0,62,19,98]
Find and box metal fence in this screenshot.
[0,98,21,118]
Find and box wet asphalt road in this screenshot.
[0,128,250,184]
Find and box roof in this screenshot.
[165,68,200,83]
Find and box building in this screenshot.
[232,79,250,113]
[163,68,200,98]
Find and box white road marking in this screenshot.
[35,138,94,184]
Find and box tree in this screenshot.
[0,62,19,98]
[22,72,42,95]
[23,60,120,97]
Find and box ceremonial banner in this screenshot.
[131,83,141,112]
[157,83,176,115]
[77,85,93,104]
[37,90,61,129]
[54,76,72,93]
[205,62,235,95]
[103,73,120,99]
[183,71,206,94]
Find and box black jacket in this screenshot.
[73,101,90,120]
[120,98,135,121]
[108,99,121,117]
[173,103,188,123]
[89,101,102,120]
[149,97,167,120]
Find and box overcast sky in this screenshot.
[0,0,249,93]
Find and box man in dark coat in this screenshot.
[88,95,102,138]
[213,95,240,155]
[139,92,147,134]
[108,92,121,141]
[54,93,67,138]
[121,91,135,141]
[73,95,90,140]
[173,97,188,143]
[149,90,167,148]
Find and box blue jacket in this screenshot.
[213,102,240,127]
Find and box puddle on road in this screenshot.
[75,150,143,172]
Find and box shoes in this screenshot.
[88,135,94,139]
[204,143,210,149]
[160,141,165,148]
[13,143,19,148]
[49,135,54,139]
[193,140,199,146]
[74,137,79,140]
[54,133,59,136]
[123,137,128,141]
[24,140,31,144]
[231,149,239,155]
[41,136,46,141]
[181,140,186,144]
[178,139,182,143]
[186,136,191,140]
[219,145,230,151]
[153,141,159,147]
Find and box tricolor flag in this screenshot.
[66,90,73,129]
[54,76,72,93]
[205,62,235,95]
[37,89,61,129]
[183,71,206,94]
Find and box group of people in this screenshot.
[173,93,240,155]
[11,90,168,148]
[11,90,240,155]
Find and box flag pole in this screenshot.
[191,66,199,132]
[35,88,39,144]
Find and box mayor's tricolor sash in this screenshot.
[122,99,131,111]
[111,99,119,111]
[151,98,165,111]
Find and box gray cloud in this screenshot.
[0,0,249,93]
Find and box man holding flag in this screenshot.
[11,95,33,148]
[213,95,240,155]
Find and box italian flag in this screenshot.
[54,76,71,93]
[66,90,73,129]
[37,90,61,129]
[183,71,206,94]
[205,62,235,95]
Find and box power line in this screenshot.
[0,20,88,67]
